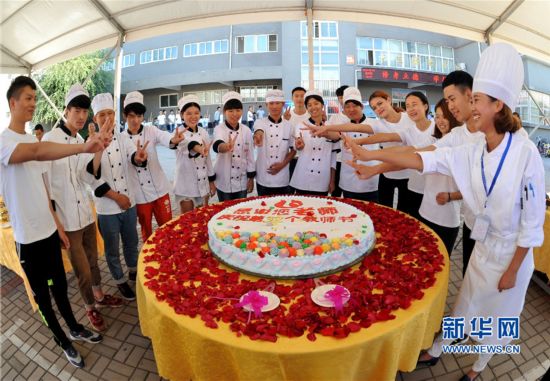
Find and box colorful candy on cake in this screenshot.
[208,196,375,279]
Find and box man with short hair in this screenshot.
[33,123,44,141]
[283,86,310,181]
[43,84,123,333]
[1,76,109,368]
[327,85,350,198]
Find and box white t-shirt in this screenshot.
[434,124,485,228]
[397,121,436,193]
[0,128,56,244]
[288,109,310,158]
[419,172,461,228]
[371,112,415,179]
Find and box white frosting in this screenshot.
[208,196,376,279]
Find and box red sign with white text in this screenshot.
[360,68,446,85]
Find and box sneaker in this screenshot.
[117,282,136,301]
[63,344,84,368]
[69,328,103,344]
[450,334,470,346]
[95,294,124,309]
[86,308,106,332]
[129,271,137,282]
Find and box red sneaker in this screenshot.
[95,294,124,309]
[86,308,106,332]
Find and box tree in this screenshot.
[32,51,114,129]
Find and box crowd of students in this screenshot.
[0,42,545,380]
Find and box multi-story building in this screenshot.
[103,21,549,134]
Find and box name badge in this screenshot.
[471,214,490,242]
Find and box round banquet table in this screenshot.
[137,199,450,381]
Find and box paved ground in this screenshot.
[0,144,548,381]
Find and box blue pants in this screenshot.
[97,207,138,284]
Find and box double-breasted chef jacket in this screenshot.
[289,118,338,193]
[253,116,295,188]
[42,126,102,232]
[212,121,255,193]
[125,124,173,204]
[173,124,215,197]
[92,129,146,215]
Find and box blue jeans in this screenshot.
[97,206,138,284]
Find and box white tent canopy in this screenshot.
[1,0,550,73]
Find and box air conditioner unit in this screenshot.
[456,62,467,71]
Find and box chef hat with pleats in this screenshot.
[304,89,324,105]
[343,87,363,105]
[178,94,200,111]
[91,93,114,115]
[265,89,285,103]
[222,91,242,107]
[65,84,90,107]
[473,43,524,110]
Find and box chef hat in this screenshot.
[91,93,114,115]
[222,91,242,108]
[343,87,363,105]
[65,84,90,107]
[123,91,146,115]
[265,89,285,103]
[178,94,201,112]
[304,89,324,105]
[473,43,524,110]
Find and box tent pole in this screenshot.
[306,5,314,90]
[113,33,125,130]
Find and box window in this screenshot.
[159,94,178,108]
[236,86,277,102]
[122,54,135,68]
[183,39,228,57]
[517,89,550,126]
[356,37,454,74]
[101,59,115,71]
[140,46,178,64]
[182,90,229,105]
[235,34,277,54]
[301,21,338,39]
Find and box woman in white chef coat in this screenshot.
[289,90,338,196]
[173,94,216,213]
[253,89,296,196]
[347,43,545,381]
[212,91,255,201]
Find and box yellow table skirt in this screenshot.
[533,209,550,278]
[137,222,450,381]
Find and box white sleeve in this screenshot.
[517,145,546,247]
[289,124,296,149]
[418,148,454,177]
[1,138,18,166]
[246,130,256,173]
[433,130,455,148]
[154,126,173,148]
[330,141,338,169]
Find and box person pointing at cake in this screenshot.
[346,43,545,381]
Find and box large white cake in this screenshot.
[208,196,376,279]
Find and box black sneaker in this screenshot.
[129,270,137,282]
[69,328,103,344]
[450,334,469,346]
[117,282,136,301]
[63,344,85,368]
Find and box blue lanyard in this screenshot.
[481,133,512,207]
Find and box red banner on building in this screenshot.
[360,68,446,85]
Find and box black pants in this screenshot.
[16,231,83,349]
[289,158,298,180]
[331,162,342,198]
[342,189,378,203]
[216,189,247,201]
[419,217,460,257]
[378,174,409,212]
[256,183,290,196]
[462,223,476,277]
[405,190,423,220]
[293,188,328,197]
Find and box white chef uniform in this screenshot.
[174,125,215,197]
[213,121,255,193]
[290,121,338,193]
[124,124,173,204]
[42,126,99,232]
[254,116,295,188]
